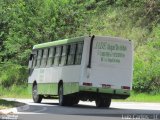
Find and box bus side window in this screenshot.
[54,46,62,66]
[47,47,55,66]
[28,54,33,69]
[75,42,83,65]
[36,49,43,68]
[60,45,68,66]
[41,48,48,67]
[52,47,56,65]
[32,50,37,68]
[46,48,50,66]
[67,44,76,65]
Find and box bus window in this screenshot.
[60,45,68,66]
[41,48,48,67]
[54,46,62,66]
[28,54,33,69]
[67,44,76,65]
[46,48,50,65]
[52,47,56,65]
[32,50,38,68]
[36,49,43,68]
[47,47,55,66]
[75,43,83,65]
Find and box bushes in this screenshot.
[133,26,160,94]
[0,0,160,95]
[0,62,28,88]
[78,2,160,94]
[134,47,160,94]
[0,85,30,98]
[0,0,86,88]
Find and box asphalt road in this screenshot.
[3,99,160,120]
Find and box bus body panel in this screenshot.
[80,36,133,98]
[28,66,81,95]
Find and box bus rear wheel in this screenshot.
[72,97,79,105]
[32,84,42,103]
[95,97,111,108]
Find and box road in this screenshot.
[2,98,160,120]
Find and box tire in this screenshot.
[73,99,79,105]
[67,95,79,106]
[72,97,79,105]
[58,85,68,106]
[59,85,78,106]
[95,97,111,108]
[32,84,42,103]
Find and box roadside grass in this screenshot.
[0,99,25,110]
[0,85,160,103]
[0,99,16,110]
[114,92,160,103]
[0,85,31,99]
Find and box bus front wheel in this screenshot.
[32,84,42,103]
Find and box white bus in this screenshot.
[28,35,133,108]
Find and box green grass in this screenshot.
[0,99,25,110]
[114,92,160,103]
[0,85,160,103]
[0,85,28,110]
[0,85,31,98]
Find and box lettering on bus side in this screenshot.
[94,41,127,64]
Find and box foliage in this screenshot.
[0,62,27,87]
[0,0,87,88]
[76,0,160,94]
[0,0,160,94]
[133,26,160,94]
[0,85,30,98]
[114,91,160,102]
[125,91,160,102]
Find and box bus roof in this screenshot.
[33,36,85,49]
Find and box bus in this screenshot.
[28,35,133,108]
